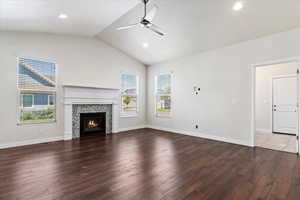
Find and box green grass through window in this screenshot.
[20,108,55,123]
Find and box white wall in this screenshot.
[147,27,300,146]
[255,62,297,132]
[0,31,146,146]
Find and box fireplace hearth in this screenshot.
[80,112,106,136]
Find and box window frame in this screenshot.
[16,57,58,125]
[155,73,173,118]
[120,73,139,118]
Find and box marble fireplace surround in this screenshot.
[63,85,119,140]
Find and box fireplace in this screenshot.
[80,112,106,136]
[63,85,119,140]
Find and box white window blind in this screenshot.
[121,74,139,117]
[155,74,172,117]
[17,57,57,124]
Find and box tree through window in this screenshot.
[155,74,172,117]
[121,74,138,117]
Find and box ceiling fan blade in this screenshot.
[147,24,165,36]
[116,23,140,30]
[145,5,158,21]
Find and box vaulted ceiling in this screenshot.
[98,0,300,65]
[1,0,300,65]
[0,0,139,36]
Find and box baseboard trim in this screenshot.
[117,125,147,133]
[64,131,72,141]
[0,125,148,149]
[0,125,251,149]
[0,136,64,149]
[256,129,272,133]
[147,125,251,147]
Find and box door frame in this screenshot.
[272,74,297,134]
[251,57,300,154]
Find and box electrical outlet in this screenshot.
[193,86,201,95]
[195,125,199,129]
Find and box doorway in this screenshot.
[253,60,299,153]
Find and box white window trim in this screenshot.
[155,73,173,118]
[16,57,58,125]
[120,73,139,118]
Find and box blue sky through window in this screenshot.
[157,74,171,93]
[122,74,137,93]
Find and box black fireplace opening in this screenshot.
[80,112,106,136]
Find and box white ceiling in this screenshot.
[0,0,139,36]
[98,0,300,65]
[1,0,300,65]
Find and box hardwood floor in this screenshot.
[1,128,300,200]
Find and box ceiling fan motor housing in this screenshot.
[141,19,151,25]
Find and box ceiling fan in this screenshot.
[116,0,166,36]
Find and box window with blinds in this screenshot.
[155,74,172,117]
[121,74,139,117]
[17,57,57,123]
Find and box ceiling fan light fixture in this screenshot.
[233,1,243,11]
[58,13,68,19]
[142,42,149,48]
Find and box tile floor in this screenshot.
[256,131,297,153]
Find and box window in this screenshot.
[155,74,172,117]
[17,58,56,124]
[121,74,138,117]
[34,94,48,105]
[22,95,33,108]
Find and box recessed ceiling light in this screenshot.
[233,1,243,11]
[142,42,149,48]
[58,13,68,19]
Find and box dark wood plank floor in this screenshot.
[0,128,300,200]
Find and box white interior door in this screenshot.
[273,75,298,135]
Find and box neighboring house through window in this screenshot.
[155,74,172,117]
[17,58,57,123]
[121,74,138,117]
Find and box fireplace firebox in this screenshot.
[80,112,106,136]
